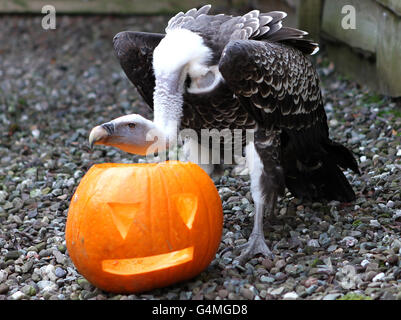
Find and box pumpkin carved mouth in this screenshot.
[102,247,194,275]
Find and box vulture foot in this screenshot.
[235,232,273,266]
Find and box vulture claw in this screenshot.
[234,232,274,266]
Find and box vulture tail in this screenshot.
[284,139,359,203]
[324,140,360,175]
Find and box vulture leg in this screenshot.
[237,131,284,265]
[237,197,275,265]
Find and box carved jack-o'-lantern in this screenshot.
[65,161,223,293]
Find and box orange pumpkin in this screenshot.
[65,161,223,293]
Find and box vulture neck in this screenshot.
[152,28,213,147]
[153,71,185,145]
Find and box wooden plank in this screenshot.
[0,0,298,17]
[297,0,323,41]
[257,0,298,28]
[326,42,380,93]
[321,0,380,54]
[376,0,401,16]
[377,8,401,96]
[0,0,249,14]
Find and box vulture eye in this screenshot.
[127,123,136,129]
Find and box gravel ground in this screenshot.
[0,15,401,301]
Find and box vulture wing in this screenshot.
[219,40,359,201]
[219,40,323,130]
[113,31,165,109]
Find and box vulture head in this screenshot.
[88,114,165,155]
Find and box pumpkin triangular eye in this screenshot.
[107,202,141,240]
[174,193,198,230]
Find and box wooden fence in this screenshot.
[298,0,401,97]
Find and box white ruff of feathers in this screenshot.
[152,28,213,144]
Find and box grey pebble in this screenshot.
[275,259,286,270]
[381,291,395,300]
[21,284,37,296]
[364,271,378,282]
[327,244,338,252]
[0,284,9,294]
[77,278,93,291]
[21,261,34,274]
[240,288,254,300]
[5,250,21,261]
[270,286,285,296]
[323,293,342,300]
[341,236,358,247]
[52,250,66,264]
[218,289,228,299]
[37,280,58,293]
[55,267,67,278]
[307,239,320,248]
[319,233,331,247]
[306,285,318,295]
[11,291,26,300]
[262,258,274,270]
[260,275,275,283]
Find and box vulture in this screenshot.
[89,5,359,264]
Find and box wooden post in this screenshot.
[377,7,401,96]
[376,0,401,16]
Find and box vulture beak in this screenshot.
[88,122,114,149]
